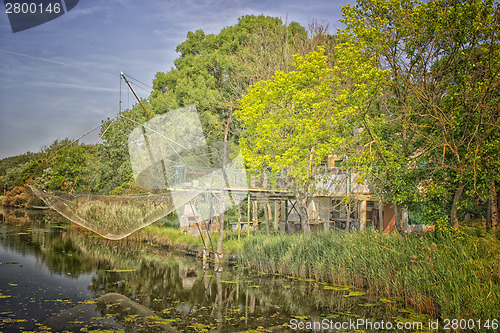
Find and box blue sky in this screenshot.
[0,0,351,159]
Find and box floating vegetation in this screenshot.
[0,317,27,324]
[291,315,310,320]
[187,322,213,332]
[323,285,352,291]
[104,269,136,273]
[380,297,401,304]
[344,291,366,297]
[323,314,340,319]
[360,303,377,307]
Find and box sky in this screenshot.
[0,0,352,159]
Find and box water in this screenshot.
[0,207,423,332]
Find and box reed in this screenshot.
[237,229,500,319]
[73,199,172,236]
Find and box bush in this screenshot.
[3,181,44,208]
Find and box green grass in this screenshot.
[236,228,500,319]
[138,224,204,250]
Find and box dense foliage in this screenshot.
[236,0,499,232]
[1,5,498,230]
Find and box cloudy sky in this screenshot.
[0,0,351,159]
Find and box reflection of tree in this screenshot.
[240,273,398,321]
[0,209,95,276]
[70,236,293,331]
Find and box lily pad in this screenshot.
[105,269,136,273]
[292,315,310,320]
[324,314,340,319]
[380,297,401,303]
[360,303,377,307]
[344,291,366,297]
[323,285,352,291]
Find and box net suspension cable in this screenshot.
[31,72,246,241]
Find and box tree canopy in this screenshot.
[2,7,498,231]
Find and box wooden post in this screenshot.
[283,198,289,232]
[237,204,241,241]
[274,201,279,231]
[252,200,258,233]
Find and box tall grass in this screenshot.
[237,229,500,319]
[72,199,173,237]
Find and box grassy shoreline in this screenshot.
[137,223,500,321]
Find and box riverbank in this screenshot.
[137,222,500,321]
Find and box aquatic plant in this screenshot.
[238,229,500,319]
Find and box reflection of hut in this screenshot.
[178,263,199,290]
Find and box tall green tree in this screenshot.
[236,46,386,233]
[341,0,500,230]
[151,15,308,142]
[408,0,500,227]
[340,0,426,233]
[96,15,310,196]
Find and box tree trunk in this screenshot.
[345,200,351,231]
[393,203,404,235]
[252,200,258,233]
[264,202,270,235]
[296,192,310,234]
[274,201,279,231]
[359,200,367,230]
[263,173,271,235]
[492,181,498,231]
[450,183,465,229]
[378,201,384,231]
[486,199,492,230]
[215,213,224,267]
[250,176,258,233]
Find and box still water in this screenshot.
[0,207,423,332]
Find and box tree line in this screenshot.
[1,0,498,232]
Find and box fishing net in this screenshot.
[128,105,247,220]
[29,187,198,240]
[31,105,248,240]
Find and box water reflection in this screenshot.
[0,207,411,332]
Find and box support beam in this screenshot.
[274,201,279,231]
